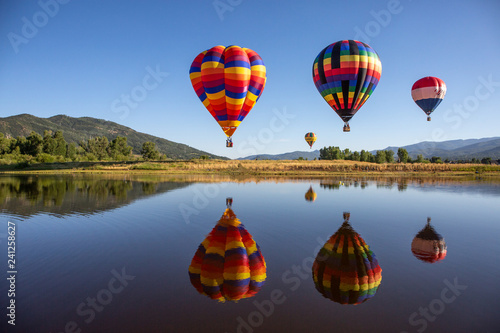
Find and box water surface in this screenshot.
[1,174,499,333]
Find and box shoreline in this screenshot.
[0,159,499,180]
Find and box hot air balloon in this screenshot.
[312,212,382,305]
[305,186,317,202]
[304,132,317,149]
[188,199,266,302]
[411,76,446,121]
[313,40,382,132]
[411,217,447,263]
[189,45,267,147]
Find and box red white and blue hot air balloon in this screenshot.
[411,77,447,121]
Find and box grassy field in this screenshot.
[1,159,499,178]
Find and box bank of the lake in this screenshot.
[1,159,499,178]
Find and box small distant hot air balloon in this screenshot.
[304,132,317,149]
[189,45,267,147]
[312,212,382,305]
[411,217,447,263]
[411,76,446,121]
[313,40,382,132]
[188,199,266,302]
[305,186,317,202]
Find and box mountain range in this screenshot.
[0,114,226,159]
[238,137,500,160]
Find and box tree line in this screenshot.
[319,146,496,164]
[0,130,164,163]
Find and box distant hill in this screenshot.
[377,137,500,159]
[238,150,320,160]
[237,137,500,160]
[0,114,227,159]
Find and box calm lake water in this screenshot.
[1,174,499,333]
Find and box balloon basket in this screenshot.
[427,116,431,121]
[226,138,233,148]
[343,125,351,132]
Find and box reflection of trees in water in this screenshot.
[0,176,189,217]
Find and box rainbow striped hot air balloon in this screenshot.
[304,132,317,149]
[411,218,447,263]
[411,76,446,121]
[313,40,382,132]
[312,212,382,305]
[188,201,266,302]
[189,45,267,147]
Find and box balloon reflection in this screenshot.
[411,217,447,263]
[188,198,266,302]
[312,212,382,305]
[305,186,317,202]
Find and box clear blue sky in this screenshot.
[1,0,499,159]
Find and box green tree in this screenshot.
[375,150,387,164]
[385,150,395,163]
[0,133,12,154]
[81,136,110,160]
[397,148,409,163]
[43,130,57,155]
[481,157,492,164]
[416,154,425,163]
[141,141,160,160]
[53,131,67,157]
[360,150,369,162]
[109,136,132,160]
[351,151,360,161]
[25,131,43,156]
[66,142,77,161]
[430,156,443,163]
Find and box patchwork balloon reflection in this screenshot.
[411,217,447,263]
[188,198,266,302]
[312,212,382,305]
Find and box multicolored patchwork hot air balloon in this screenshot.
[411,217,447,263]
[312,212,382,305]
[305,186,317,202]
[313,40,382,132]
[304,132,317,149]
[411,77,446,121]
[188,199,266,302]
[189,45,267,147]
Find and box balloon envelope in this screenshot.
[188,208,266,302]
[312,213,382,305]
[189,45,266,138]
[305,132,317,148]
[411,219,447,263]
[411,76,446,117]
[313,40,382,128]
